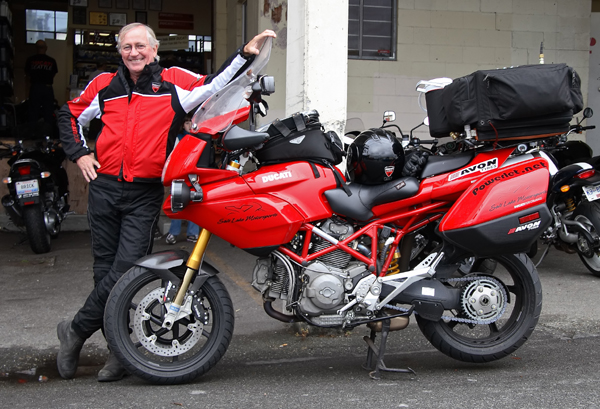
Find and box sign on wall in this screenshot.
[158,12,193,30]
[156,35,189,51]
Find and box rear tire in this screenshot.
[415,253,542,363]
[458,257,497,275]
[104,266,234,384]
[574,201,600,277]
[22,204,51,254]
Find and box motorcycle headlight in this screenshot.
[171,179,203,213]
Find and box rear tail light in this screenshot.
[17,165,31,176]
[575,169,595,179]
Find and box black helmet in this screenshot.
[347,128,404,185]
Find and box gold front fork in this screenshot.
[172,229,212,307]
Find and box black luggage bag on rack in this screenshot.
[425,63,584,141]
[255,110,345,165]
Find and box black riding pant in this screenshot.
[72,176,163,339]
[28,83,55,123]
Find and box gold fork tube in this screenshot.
[173,229,212,306]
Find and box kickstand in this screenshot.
[362,318,415,380]
[534,243,552,268]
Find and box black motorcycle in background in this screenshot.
[348,107,600,278]
[535,108,600,277]
[0,127,70,254]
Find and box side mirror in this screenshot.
[583,107,594,119]
[383,111,396,123]
[260,76,275,95]
[423,117,430,126]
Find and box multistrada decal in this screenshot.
[449,158,498,181]
[262,171,293,183]
[225,204,262,215]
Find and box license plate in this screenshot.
[583,185,600,202]
[16,180,39,198]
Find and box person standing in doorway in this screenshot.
[25,40,58,123]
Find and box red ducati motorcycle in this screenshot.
[104,38,548,384]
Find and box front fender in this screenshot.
[134,250,220,288]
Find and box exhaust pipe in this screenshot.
[2,195,23,226]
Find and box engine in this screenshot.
[251,218,372,323]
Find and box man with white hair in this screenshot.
[56,22,275,382]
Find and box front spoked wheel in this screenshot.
[416,253,542,363]
[104,266,234,384]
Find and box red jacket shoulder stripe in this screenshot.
[161,67,206,90]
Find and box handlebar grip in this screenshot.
[581,126,596,130]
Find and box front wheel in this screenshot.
[574,201,600,277]
[104,266,234,384]
[22,204,51,254]
[415,253,542,363]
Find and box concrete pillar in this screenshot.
[286,0,349,139]
[213,0,228,73]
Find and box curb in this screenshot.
[0,214,172,233]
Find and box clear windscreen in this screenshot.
[191,36,273,134]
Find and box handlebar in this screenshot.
[568,124,596,135]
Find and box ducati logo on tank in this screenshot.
[262,170,293,183]
[448,158,498,181]
[384,166,395,178]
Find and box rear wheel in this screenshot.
[22,204,51,254]
[458,257,497,275]
[415,253,542,363]
[574,201,600,277]
[104,266,234,384]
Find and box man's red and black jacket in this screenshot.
[58,48,252,183]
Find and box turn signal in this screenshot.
[2,177,10,184]
[575,169,595,179]
[560,185,570,193]
[41,171,51,178]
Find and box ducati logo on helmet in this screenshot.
[384,166,395,178]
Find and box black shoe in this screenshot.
[56,320,85,379]
[97,352,127,382]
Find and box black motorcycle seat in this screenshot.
[324,177,420,221]
[420,151,474,179]
[222,126,270,151]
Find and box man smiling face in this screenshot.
[119,25,158,83]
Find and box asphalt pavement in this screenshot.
[0,228,599,409]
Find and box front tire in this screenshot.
[415,253,542,363]
[574,201,600,277]
[22,204,51,254]
[104,266,234,384]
